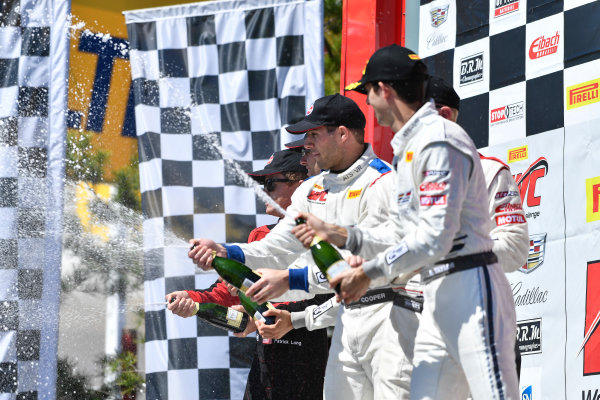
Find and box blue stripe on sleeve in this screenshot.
[289,266,309,292]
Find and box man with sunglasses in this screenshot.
[168,149,330,400]
[188,93,416,399]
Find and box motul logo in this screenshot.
[420,195,447,206]
[529,31,560,59]
[567,79,600,110]
[494,0,519,17]
[307,189,327,202]
[496,213,526,226]
[513,157,548,208]
[490,102,524,124]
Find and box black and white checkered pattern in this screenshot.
[124,0,323,398]
[419,0,600,148]
[0,0,69,399]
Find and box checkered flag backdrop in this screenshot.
[0,0,70,399]
[124,0,324,398]
[418,0,600,397]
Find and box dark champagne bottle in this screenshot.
[238,292,276,325]
[295,218,350,293]
[211,252,262,293]
[169,299,249,333]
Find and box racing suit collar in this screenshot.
[323,143,376,185]
[390,100,438,156]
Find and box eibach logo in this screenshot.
[490,102,524,124]
[567,78,600,110]
[529,31,560,59]
[419,182,447,192]
[513,157,548,208]
[494,0,519,17]
[496,203,523,213]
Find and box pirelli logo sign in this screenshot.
[508,145,528,163]
[567,78,600,110]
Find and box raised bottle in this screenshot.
[211,252,262,293]
[295,218,350,293]
[238,292,276,325]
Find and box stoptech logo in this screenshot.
[460,53,484,86]
[529,31,560,60]
[513,157,548,208]
[567,78,600,110]
[494,0,519,17]
[490,102,525,125]
[519,233,546,273]
[508,145,528,163]
[496,213,526,226]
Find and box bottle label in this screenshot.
[254,311,266,322]
[326,260,351,280]
[241,278,254,292]
[226,308,243,329]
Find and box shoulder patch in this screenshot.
[369,158,391,174]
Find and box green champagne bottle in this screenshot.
[295,218,350,293]
[211,252,262,293]
[238,292,276,325]
[169,298,249,333]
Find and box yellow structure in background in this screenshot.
[69,0,203,180]
[75,182,114,241]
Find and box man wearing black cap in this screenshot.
[303,45,520,399]
[168,149,329,400]
[285,138,320,177]
[188,94,416,399]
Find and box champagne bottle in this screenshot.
[211,252,262,293]
[169,298,249,333]
[238,292,276,325]
[295,217,350,293]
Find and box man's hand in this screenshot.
[292,212,348,248]
[329,259,371,303]
[255,309,293,339]
[188,238,226,270]
[232,305,257,338]
[166,291,197,318]
[245,269,290,303]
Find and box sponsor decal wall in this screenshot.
[420,1,600,398]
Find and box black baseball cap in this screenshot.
[345,44,428,95]
[248,149,307,183]
[285,94,366,134]
[425,76,460,110]
[284,138,305,151]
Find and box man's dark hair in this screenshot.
[326,125,365,144]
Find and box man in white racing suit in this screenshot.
[325,45,520,399]
[188,94,418,400]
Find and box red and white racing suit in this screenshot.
[354,102,519,400]
[225,145,417,400]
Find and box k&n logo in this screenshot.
[567,78,600,110]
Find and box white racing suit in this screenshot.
[224,145,417,400]
[350,102,519,400]
[480,155,529,273]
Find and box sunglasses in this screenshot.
[301,148,311,156]
[264,178,291,192]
